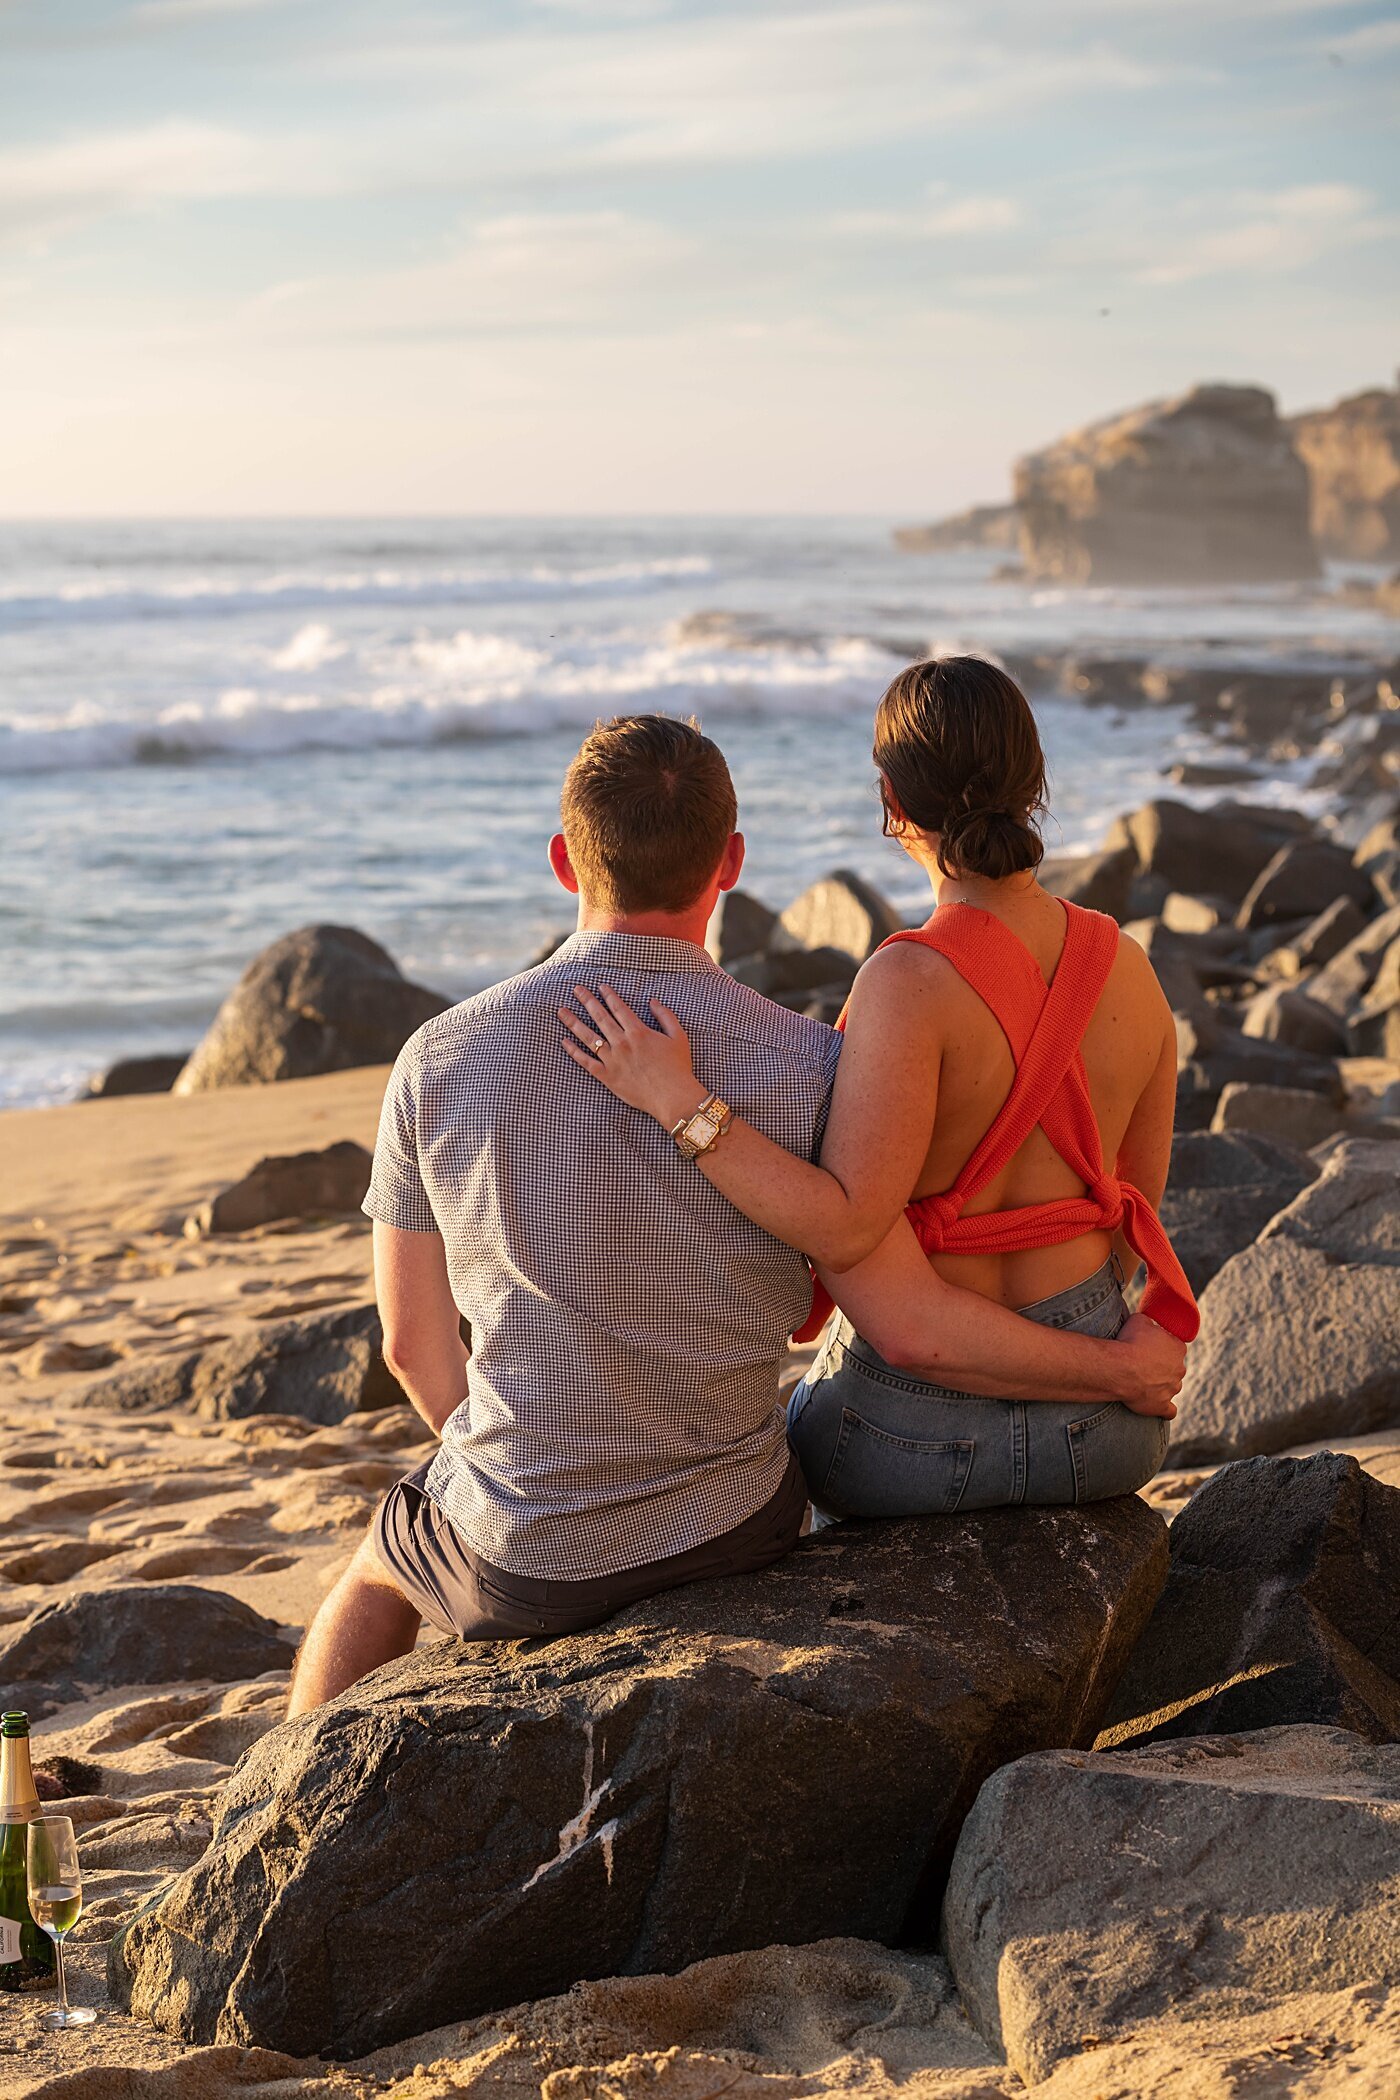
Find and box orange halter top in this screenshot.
[794,899,1200,1346]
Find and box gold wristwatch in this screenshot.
[671,1093,732,1159]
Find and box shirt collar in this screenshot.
[553,928,720,977]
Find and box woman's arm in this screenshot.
[560,944,946,1271]
[1112,998,1179,1289]
[816,1217,1184,1416]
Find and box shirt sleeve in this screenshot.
[809,1027,843,1160]
[363,1034,441,1234]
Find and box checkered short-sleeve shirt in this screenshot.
[364,929,842,1581]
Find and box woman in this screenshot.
[560,656,1198,1517]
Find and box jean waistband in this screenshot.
[1012,1255,1122,1330]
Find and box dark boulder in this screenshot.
[1039,846,1136,921]
[943,1723,1400,2086]
[76,1303,408,1426]
[83,1053,190,1100]
[1106,800,1313,908]
[175,925,450,1093]
[1100,1452,1400,1748]
[185,1141,373,1237]
[1168,1139,1400,1463]
[705,889,779,968]
[1209,1080,1345,1150]
[1174,1028,1345,1132]
[0,1585,294,1720]
[1271,893,1368,977]
[109,1500,1167,2057]
[1240,981,1350,1057]
[727,946,856,1000]
[1150,1130,1315,1299]
[1307,901,1400,1020]
[1236,838,1373,930]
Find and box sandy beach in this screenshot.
[2,1070,1397,2097]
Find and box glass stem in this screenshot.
[52,1932,68,2015]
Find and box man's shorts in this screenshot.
[372,1452,808,1641]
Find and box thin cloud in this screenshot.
[1135,182,1393,284]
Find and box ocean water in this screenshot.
[3,517,1394,1109]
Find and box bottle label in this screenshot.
[0,1917,20,1962]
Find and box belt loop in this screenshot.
[1110,1249,1125,1290]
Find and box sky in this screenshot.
[0,0,1396,516]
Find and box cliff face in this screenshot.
[1014,384,1319,586]
[1288,383,1400,560]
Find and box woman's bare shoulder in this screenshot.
[1105,923,1172,1021]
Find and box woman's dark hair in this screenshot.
[873,655,1047,880]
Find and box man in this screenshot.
[288,714,1183,1713]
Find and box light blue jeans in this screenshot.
[786,1258,1169,1519]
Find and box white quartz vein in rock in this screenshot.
[523,1722,618,1890]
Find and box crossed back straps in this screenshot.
[796,899,1198,1345]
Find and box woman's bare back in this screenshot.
[896,886,1175,1308]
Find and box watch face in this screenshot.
[692,1113,719,1144]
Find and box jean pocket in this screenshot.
[1066,1403,1168,1504]
[822,1408,975,1519]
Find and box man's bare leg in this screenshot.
[288,1527,423,1717]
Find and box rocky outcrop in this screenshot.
[1236,838,1373,929]
[1210,1080,1345,1150]
[77,1303,408,1426]
[1168,1139,1400,1464]
[776,872,904,964]
[1105,799,1313,907]
[83,1053,190,1099]
[0,1585,294,1720]
[1014,384,1319,585]
[174,925,450,1094]
[1152,1130,1315,1298]
[704,888,778,967]
[1289,381,1400,559]
[1100,1453,1400,1748]
[892,503,1019,552]
[109,1499,1166,2057]
[185,1141,373,1237]
[943,1724,1400,2085]
[1038,844,1136,920]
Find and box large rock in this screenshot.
[1235,838,1373,929]
[175,925,450,1093]
[1271,892,1369,977]
[1350,932,1400,1061]
[0,1585,294,1720]
[1307,900,1400,1020]
[1100,1453,1400,1748]
[109,1501,1167,2057]
[775,872,903,965]
[83,1052,190,1100]
[943,1724,1400,2085]
[1240,980,1348,1057]
[704,888,779,968]
[76,1303,408,1426]
[1106,799,1313,908]
[1289,380,1400,559]
[1014,384,1319,585]
[185,1140,373,1236]
[1168,1138,1400,1463]
[893,502,1020,551]
[1153,1129,1315,1298]
[1038,845,1136,920]
[1209,1079,1345,1150]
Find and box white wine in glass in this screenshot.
[26,1818,95,2030]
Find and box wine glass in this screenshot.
[26,1816,96,2029]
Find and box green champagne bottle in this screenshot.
[0,1711,56,1991]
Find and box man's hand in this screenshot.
[1111,1313,1187,1419]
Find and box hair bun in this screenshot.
[940,803,1043,881]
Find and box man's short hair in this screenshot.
[560,714,737,915]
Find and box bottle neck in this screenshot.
[0,1734,39,1824]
